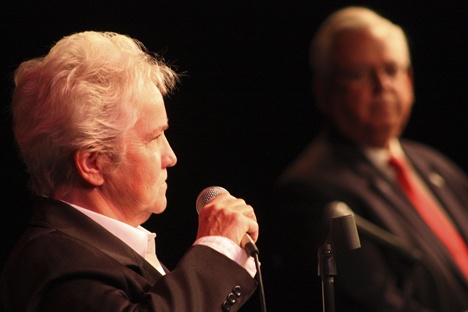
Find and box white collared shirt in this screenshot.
[64,202,256,277]
[361,138,402,180]
[361,139,446,214]
[67,203,166,275]
[194,236,257,277]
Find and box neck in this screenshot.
[52,185,143,227]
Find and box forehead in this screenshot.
[331,28,409,67]
[134,88,168,133]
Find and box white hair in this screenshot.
[12,31,179,196]
[310,6,411,79]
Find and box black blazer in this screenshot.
[0,198,257,311]
[263,129,468,312]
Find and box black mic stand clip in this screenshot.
[318,202,361,312]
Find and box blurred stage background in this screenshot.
[1,0,466,310]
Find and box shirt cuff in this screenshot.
[193,236,257,278]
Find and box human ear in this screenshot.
[73,150,105,186]
[404,66,415,103]
[407,66,414,86]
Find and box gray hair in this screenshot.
[310,6,411,79]
[12,31,179,196]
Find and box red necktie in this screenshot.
[389,155,468,280]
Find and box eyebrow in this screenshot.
[145,121,169,140]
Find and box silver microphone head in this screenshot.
[195,186,229,213]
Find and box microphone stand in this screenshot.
[318,243,337,312]
[318,202,361,312]
[318,202,448,311]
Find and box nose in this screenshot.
[165,146,177,168]
[372,68,393,91]
[162,136,177,168]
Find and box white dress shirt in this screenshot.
[64,202,257,277]
[361,139,449,220]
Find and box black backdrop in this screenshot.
[1,0,467,309]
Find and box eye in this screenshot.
[349,69,368,80]
[152,134,163,142]
[335,67,369,82]
[146,133,162,145]
[385,64,399,77]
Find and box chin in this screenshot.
[153,207,167,215]
[151,198,168,215]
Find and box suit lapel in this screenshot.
[327,134,468,288]
[353,153,434,236]
[402,144,468,241]
[379,144,468,285]
[31,198,163,285]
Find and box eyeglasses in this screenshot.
[332,63,410,86]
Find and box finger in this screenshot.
[204,194,253,216]
[245,216,259,242]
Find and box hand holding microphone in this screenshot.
[196,186,259,256]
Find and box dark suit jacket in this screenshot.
[0,198,257,311]
[263,129,468,312]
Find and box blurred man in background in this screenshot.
[265,6,468,311]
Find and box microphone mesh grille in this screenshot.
[195,186,229,213]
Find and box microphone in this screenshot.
[196,186,259,256]
[353,212,424,263]
[323,201,361,250]
[319,201,360,311]
[328,201,423,262]
[324,202,448,311]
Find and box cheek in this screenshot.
[399,98,414,125]
[146,156,165,190]
[331,89,368,120]
[400,84,414,110]
[124,152,159,187]
[395,80,414,116]
[332,83,368,107]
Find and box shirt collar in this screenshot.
[62,201,154,259]
[361,138,404,171]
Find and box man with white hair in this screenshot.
[0,31,259,312]
[266,6,468,311]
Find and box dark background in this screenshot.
[1,0,467,310]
